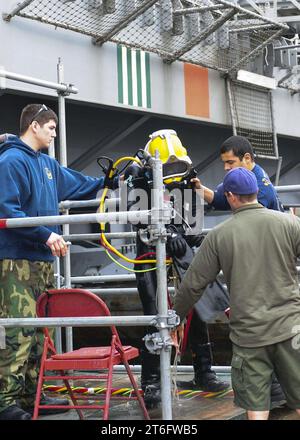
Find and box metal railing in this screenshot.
[1,63,300,420]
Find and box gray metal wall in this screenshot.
[1,0,300,137]
[1,92,299,210]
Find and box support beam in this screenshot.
[0,316,157,328]
[289,0,300,12]
[93,0,158,45]
[63,232,136,241]
[165,8,236,63]
[2,0,33,22]
[243,0,265,16]
[0,210,150,229]
[227,28,285,76]
[0,68,78,95]
[219,0,286,27]
[89,287,175,295]
[69,115,150,171]
[173,5,228,15]
[71,274,136,284]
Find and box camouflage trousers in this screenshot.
[0,259,54,412]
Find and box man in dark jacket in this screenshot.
[125,129,228,409]
[0,104,111,420]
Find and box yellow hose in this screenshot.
[99,156,171,265]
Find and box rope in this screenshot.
[43,384,233,400]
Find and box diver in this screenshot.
[124,129,229,409]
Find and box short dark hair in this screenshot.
[236,194,257,203]
[220,135,255,161]
[20,104,58,135]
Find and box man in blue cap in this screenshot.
[174,168,300,420]
[192,137,285,404]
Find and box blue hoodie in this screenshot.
[0,136,105,261]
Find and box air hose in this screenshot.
[99,155,171,266]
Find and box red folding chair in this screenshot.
[34,288,150,420]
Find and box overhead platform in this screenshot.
[3,0,287,75]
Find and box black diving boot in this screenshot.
[141,349,161,409]
[177,343,229,392]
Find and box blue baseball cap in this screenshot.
[222,167,258,195]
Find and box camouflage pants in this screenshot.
[0,259,54,412]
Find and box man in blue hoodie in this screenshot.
[0,104,112,420]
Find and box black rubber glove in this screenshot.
[167,234,187,258]
[185,234,205,248]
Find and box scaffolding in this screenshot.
[1,180,300,419]
[0,63,176,419]
[1,47,300,420]
[0,154,178,421]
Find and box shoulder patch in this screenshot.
[45,167,53,180]
[262,177,271,186]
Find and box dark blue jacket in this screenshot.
[210,164,283,212]
[0,136,105,261]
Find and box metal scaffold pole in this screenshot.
[151,151,173,420]
[0,210,150,228]
[0,68,78,95]
[57,58,72,351]
[0,316,157,328]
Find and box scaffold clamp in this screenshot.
[154,310,180,329]
[143,332,174,355]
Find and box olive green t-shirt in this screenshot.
[174,204,300,347]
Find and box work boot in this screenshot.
[177,343,229,392]
[0,405,31,420]
[143,384,161,410]
[270,375,286,405]
[23,393,70,416]
[141,348,161,409]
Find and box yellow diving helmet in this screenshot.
[144,129,192,184]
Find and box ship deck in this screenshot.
[37,371,299,421]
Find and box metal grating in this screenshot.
[4,0,288,75]
[228,80,277,157]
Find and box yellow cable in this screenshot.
[101,232,158,264]
[104,248,159,273]
[99,155,171,265]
